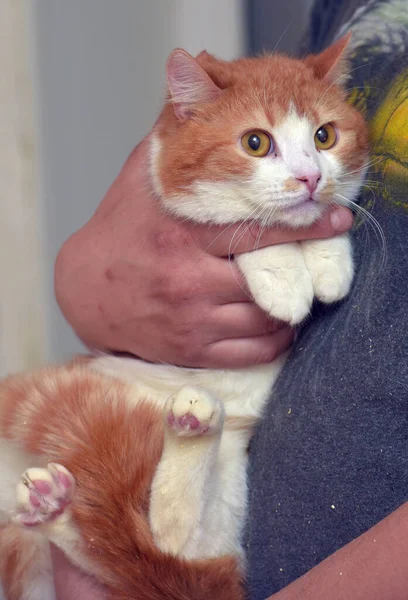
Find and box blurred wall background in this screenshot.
[0,0,313,377]
[247,0,314,56]
[0,0,46,377]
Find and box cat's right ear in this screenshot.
[166,49,223,121]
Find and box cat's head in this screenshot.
[151,35,369,228]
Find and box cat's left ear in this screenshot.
[304,33,352,84]
[166,49,223,121]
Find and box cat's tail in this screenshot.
[102,553,245,600]
[0,362,244,599]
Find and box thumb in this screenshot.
[191,206,353,257]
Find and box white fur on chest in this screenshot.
[90,354,284,418]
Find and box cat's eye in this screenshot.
[314,123,337,150]
[241,130,273,157]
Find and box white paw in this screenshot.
[248,266,314,325]
[165,386,224,437]
[302,235,354,304]
[312,263,353,303]
[13,463,75,527]
[237,243,314,325]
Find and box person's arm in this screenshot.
[52,504,408,599]
[55,136,352,370]
[270,503,408,600]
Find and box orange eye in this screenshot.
[314,123,337,150]
[241,130,273,157]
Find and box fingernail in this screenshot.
[330,208,353,232]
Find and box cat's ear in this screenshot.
[166,49,223,121]
[304,33,352,84]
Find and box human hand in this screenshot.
[51,545,106,600]
[55,136,353,369]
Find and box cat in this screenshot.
[0,34,368,599]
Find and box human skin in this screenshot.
[55,136,353,370]
[52,503,408,599]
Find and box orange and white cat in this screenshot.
[0,35,368,599]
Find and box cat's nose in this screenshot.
[296,172,321,194]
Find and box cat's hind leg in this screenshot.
[11,463,93,573]
[13,463,75,527]
[149,386,224,558]
[2,462,95,600]
[0,441,57,600]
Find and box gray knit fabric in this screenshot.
[246,1,408,597]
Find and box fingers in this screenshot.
[211,303,284,339]
[200,327,295,369]
[201,257,251,303]
[193,207,353,257]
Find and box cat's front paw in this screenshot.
[311,262,353,303]
[249,266,313,324]
[13,463,75,527]
[237,244,314,325]
[165,386,224,437]
[301,235,354,304]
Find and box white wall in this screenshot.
[30,0,245,362]
[0,0,46,377]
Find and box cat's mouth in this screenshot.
[281,196,316,214]
[274,195,326,226]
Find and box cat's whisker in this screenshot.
[188,199,263,265]
[228,231,256,302]
[250,204,272,251]
[227,203,266,257]
[270,22,292,55]
[360,183,384,195]
[254,204,279,251]
[336,180,385,192]
[340,156,384,179]
[337,178,381,185]
[229,220,256,256]
[317,62,374,109]
[342,85,381,93]
[194,221,237,262]
[334,192,387,273]
[224,204,277,301]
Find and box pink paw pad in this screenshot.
[165,387,223,438]
[14,463,75,527]
[167,410,207,434]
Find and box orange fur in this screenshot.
[0,526,27,599]
[156,45,368,201]
[0,363,244,599]
[284,178,302,193]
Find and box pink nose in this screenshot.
[297,173,321,194]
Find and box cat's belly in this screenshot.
[89,353,286,564]
[89,353,286,419]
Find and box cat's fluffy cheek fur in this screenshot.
[150,133,258,225]
[151,132,325,228]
